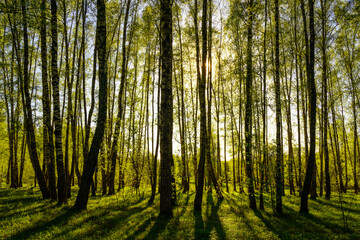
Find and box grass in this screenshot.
[1,186,359,240]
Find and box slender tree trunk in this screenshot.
[223,86,229,193]
[215,15,224,186]
[195,0,209,212]
[149,40,160,201]
[149,124,159,204]
[51,0,67,204]
[340,97,348,192]
[176,11,189,192]
[331,96,345,193]
[238,50,245,194]
[300,0,317,214]
[321,0,331,199]
[41,0,56,200]
[62,0,71,197]
[108,0,131,195]
[350,80,358,194]
[260,0,268,210]
[67,0,81,187]
[2,41,17,189]
[207,0,213,192]
[192,0,201,191]
[319,103,324,197]
[274,0,282,213]
[230,84,236,192]
[19,134,26,187]
[282,54,295,196]
[74,0,107,210]
[20,0,50,199]
[101,146,107,195]
[293,0,302,193]
[216,66,221,184]
[245,0,256,210]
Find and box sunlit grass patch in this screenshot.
[1,187,359,239]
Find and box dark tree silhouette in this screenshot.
[74,0,107,210]
[159,0,174,218]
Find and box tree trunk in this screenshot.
[223,86,229,193]
[176,11,189,193]
[245,0,256,210]
[282,52,295,196]
[21,0,50,199]
[350,77,358,194]
[2,39,17,189]
[330,96,345,193]
[41,0,56,200]
[192,0,201,191]
[340,97,348,192]
[300,0,316,214]
[195,0,209,212]
[51,0,67,204]
[74,0,107,210]
[19,134,26,187]
[159,0,174,218]
[230,84,236,192]
[260,0,268,210]
[293,0,302,193]
[321,0,331,199]
[275,0,282,213]
[108,0,131,195]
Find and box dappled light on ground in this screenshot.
[1,187,359,239]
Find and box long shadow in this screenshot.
[193,193,226,240]
[300,209,353,234]
[194,211,207,240]
[315,198,360,215]
[126,193,193,240]
[8,207,77,240]
[250,201,352,239]
[142,214,170,240]
[67,205,149,239]
[225,194,255,232]
[252,210,276,233]
[125,215,157,240]
[0,196,42,205]
[205,193,226,239]
[0,204,49,220]
[251,204,307,240]
[8,193,150,240]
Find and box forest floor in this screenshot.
[1,185,360,240]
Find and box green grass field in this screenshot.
[1,187,359,239]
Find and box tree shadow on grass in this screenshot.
[7,193,151,240]
[0,204,49,220]
[299,208,354,234]
[8,207,78,240]
[282,204,350,233]
[70,205,149,239]
[0,188,44,208]
[252,209,276,232]
[225,194,256,233]
[315,198,360,215]
[250,200,353,239]
[141,214,171,240]
[125,215,157,240]
[174,192,193,221]
[194,193,226,240]
[126,193,193,240]
[194,210,207,240]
